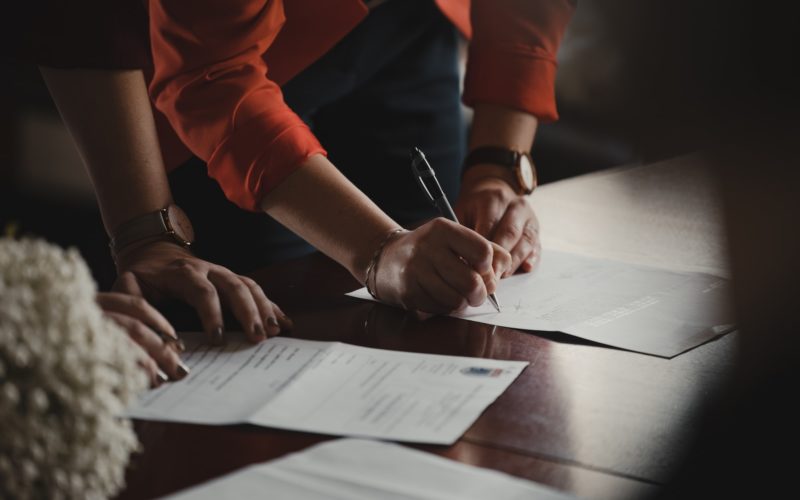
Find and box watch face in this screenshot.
[517,154,536,193]
[166,205,195,244]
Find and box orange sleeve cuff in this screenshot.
[208,113,326,212]
[463,46,559,123]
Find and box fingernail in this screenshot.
[267,317,279,328]
[156,369,169,384]
[279,313,294,331]
[158,330,186,353]
[211,326,225,346]
[176,361,190,378]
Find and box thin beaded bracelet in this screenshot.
[365,228,406,300]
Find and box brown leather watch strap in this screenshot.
[463,146,521,170]
[109,205,193,255]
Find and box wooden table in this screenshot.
[118,154,735,500]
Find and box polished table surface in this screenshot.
[118,154,735,500]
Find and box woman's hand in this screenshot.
[455,174,541,276]
[373,218,511,314]
[97,291,188,388]
[113,241,292,345]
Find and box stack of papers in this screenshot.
[162,438,579,499]
[128,336,527,444]
[348,250,734,357]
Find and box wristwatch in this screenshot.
[109,204,195,255]
[463,146,537,195]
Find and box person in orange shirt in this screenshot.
[125,0,575,315]
[11,0,573,345]
[4,1,288,368]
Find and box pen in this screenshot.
[410,147,501,312]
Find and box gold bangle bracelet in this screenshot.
[365,228,405,300]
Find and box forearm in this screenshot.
[464,103,539,186]
[40,67,171,234]
[260,154,400,283]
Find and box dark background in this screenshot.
[1,2,799,497]
[8,0,793,289]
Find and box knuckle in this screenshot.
[129,322,150,342]
[477,240,493,261]
[240,276,258,288]
[173,258,195,270]
[500,223,521,240]
[521,225,537,243]
[193,282,217,300]
[128,295,148,310]
[228,280,249,295]
[431,218,450,232]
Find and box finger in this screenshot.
[120,332,160,386]
[490,242,513,278]
[429,252,486,307]
[167,266,225,345]
[422,264,469,311]
[272,303,294,332]
[106,312,188,381]
[492,200,535,254]
[208,269,265,343]
[241,276,292,336]
[97,292,177,343]
[113,271,144,297]
[433,219,494,275]
[472,196,505,239]
[137,357,161,388]
[506,223,538,276]
[520,240,542,273]
[408,276,462,314]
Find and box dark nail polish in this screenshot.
[156,369,169,384]
[156,330,185,352]
[279,313,294,331]
[267,317,279,328]
[211,326,225,346]
[176,362,190,378]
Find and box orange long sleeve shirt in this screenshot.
[148,0,575,211]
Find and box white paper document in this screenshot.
[163,438,579,500]
[348,250,734,358]
[128,336,527,444]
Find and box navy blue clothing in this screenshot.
[169,0,465,273]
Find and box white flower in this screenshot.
[0,238,148,499]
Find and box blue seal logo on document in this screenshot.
[460,367,503,377]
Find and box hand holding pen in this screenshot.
[358,147,510,314]
[410,147,506,312]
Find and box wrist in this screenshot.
[113,238,193,270]
[364,228,407,299]
[462,146,537,195]
[461,164,519,192]
[109,204,195,262]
